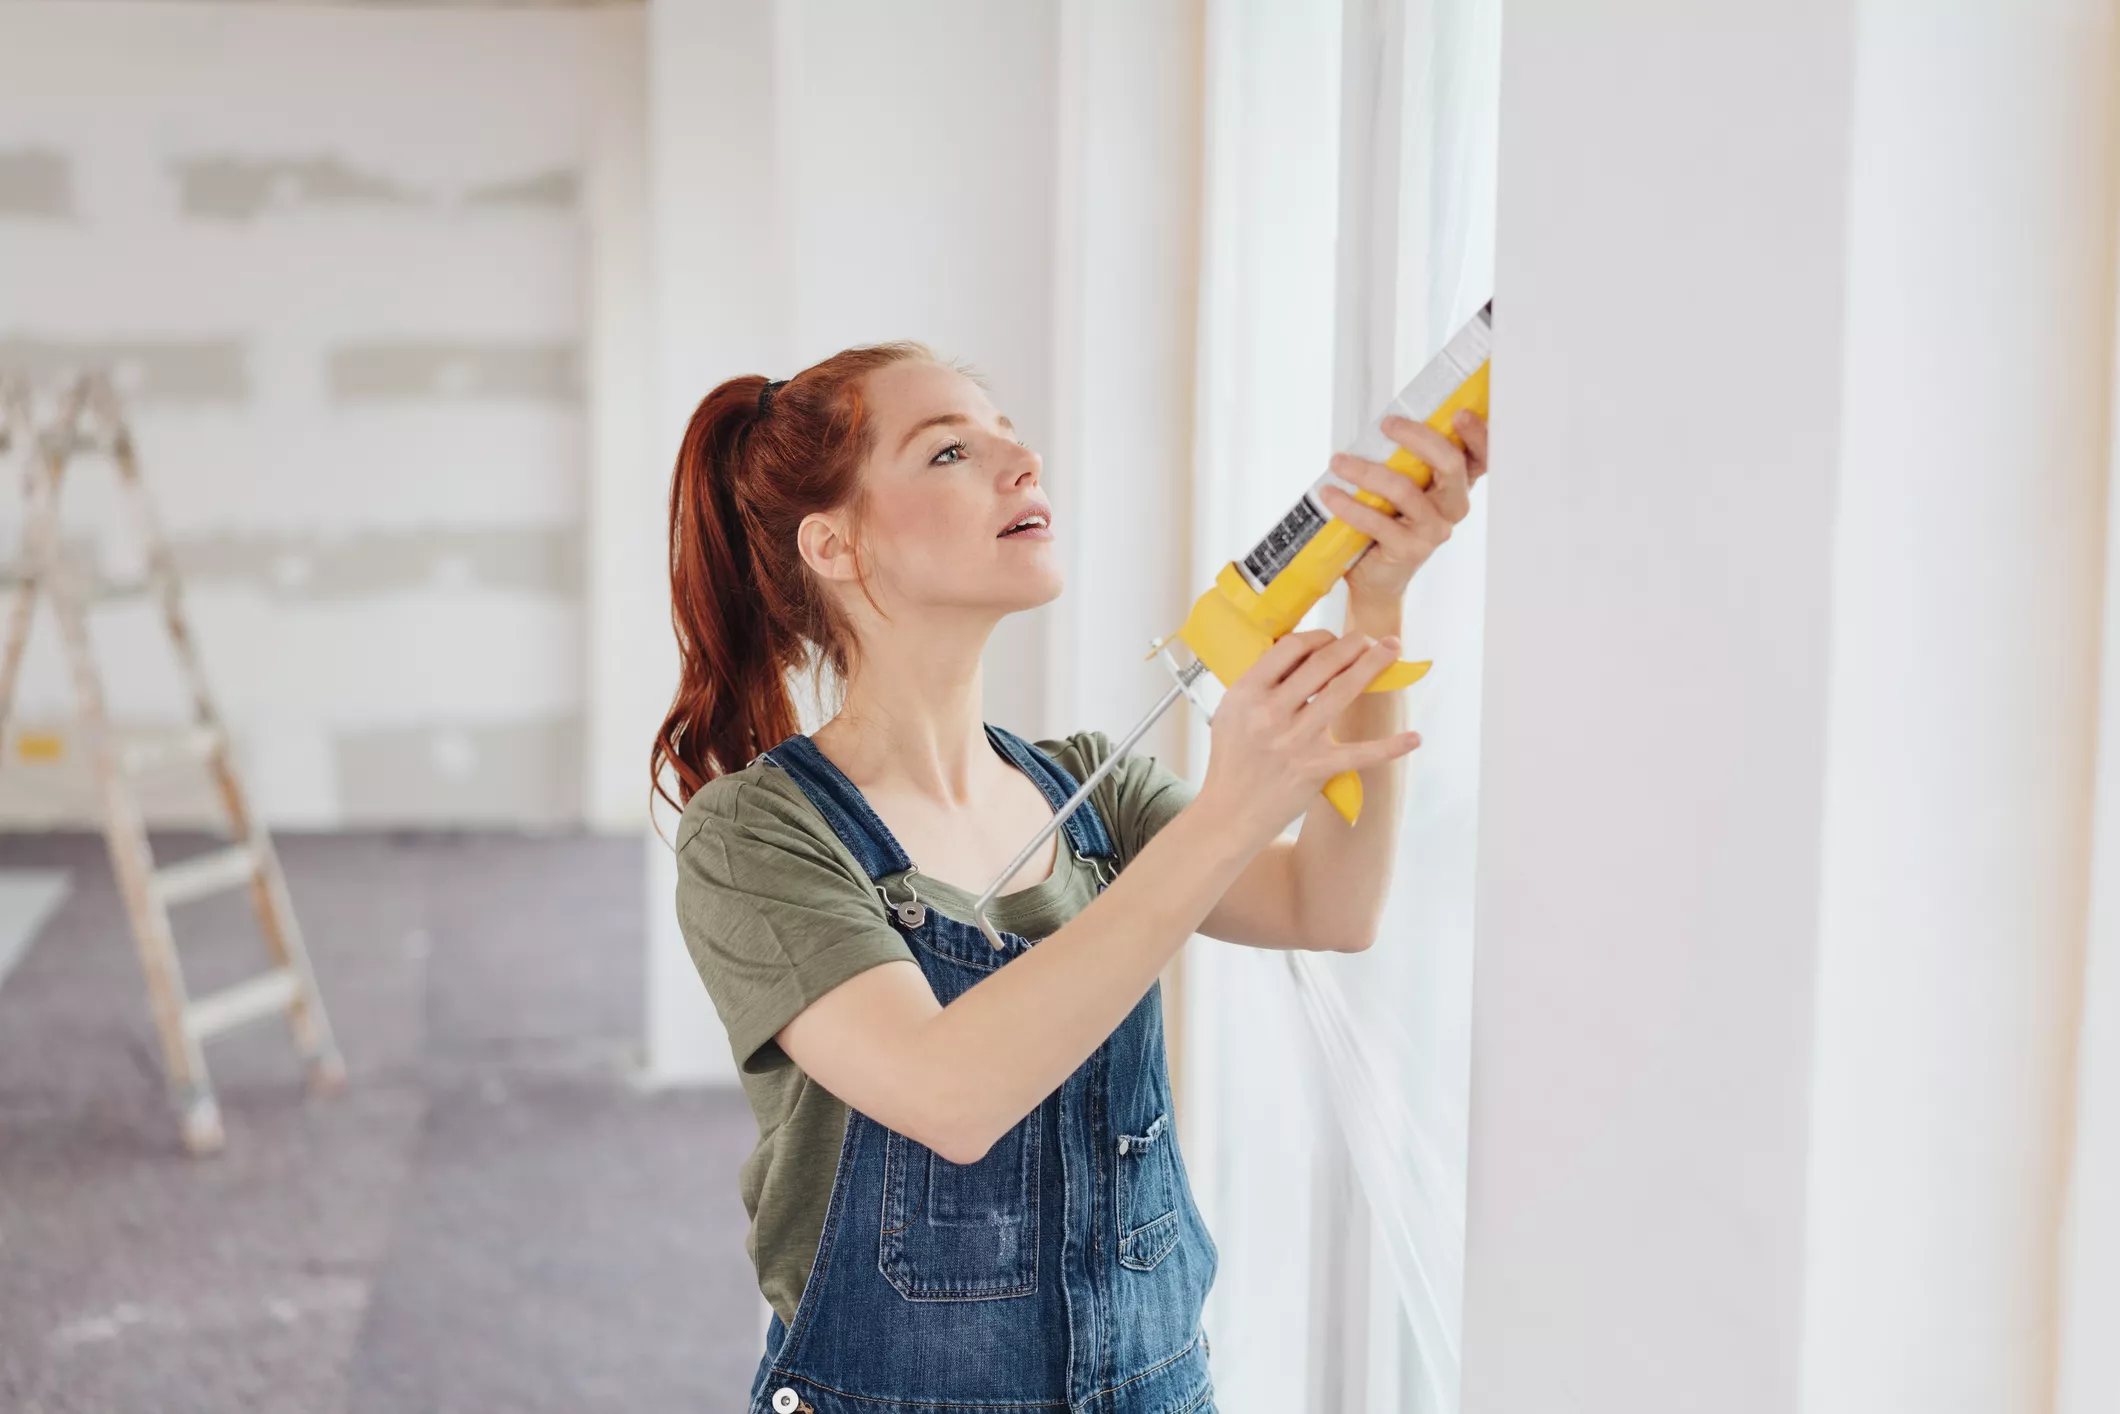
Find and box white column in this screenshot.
[2064,375,2120,1411]
[1804,7,2120,1412]
[637,0,794,1084]
[775,0,1063,738]
[1043,0,1203,763]
[583,7,654,835]
[628,0,1074,1081]
[2065,178,2120,1399]
[1464,4,1859,1409]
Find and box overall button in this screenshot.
[771,1387,811,1414]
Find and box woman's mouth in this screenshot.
[997,512,1052,541]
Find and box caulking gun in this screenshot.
[970,300,1493,951]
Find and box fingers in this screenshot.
[1323,450,1455,525]
[1380,415,1471,521]
[1317,480,1452,564]
[1272,629,1382,709]
[1245,627,1339,692]
[1297,634,1402,722]
[1453,409,1488,485]
[1333,729,1423,773]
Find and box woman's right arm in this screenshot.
[775,628,1420,1165]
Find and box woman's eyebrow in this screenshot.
[895,411,1014,454]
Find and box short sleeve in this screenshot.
[1040,729,1200,872]
[673,775,915,1074]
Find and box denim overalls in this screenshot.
[745,724,1220,1414]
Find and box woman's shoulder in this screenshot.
[1029,725,1196,869]
[1031,727,1117,782]
[672,755,833,854]
[671,755,882,932]
[1031,726,1183,787]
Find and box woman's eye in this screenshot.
[931,439,967,466]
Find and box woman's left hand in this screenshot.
[1318,408,1489,613]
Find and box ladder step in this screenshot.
[0,573,148,600]
[152,843,258,907]
[116,726,219,776]
[94,576,156,603]
[183,968,299,1041]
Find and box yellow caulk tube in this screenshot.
[969,300,1492,950]
[1170,298,1491,825]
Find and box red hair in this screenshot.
[652,341,933,817]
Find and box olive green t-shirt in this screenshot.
[672,729,1198,1329]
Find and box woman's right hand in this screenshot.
[1195,629,1424,849]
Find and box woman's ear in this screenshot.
[797,511,863,585]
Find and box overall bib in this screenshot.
[746,724,1220,1414]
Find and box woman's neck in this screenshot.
[813,618,997,806]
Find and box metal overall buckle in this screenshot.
[877,869,927,929]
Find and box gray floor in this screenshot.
[0,831,762,1414]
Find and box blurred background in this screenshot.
[2,2,2118,1414]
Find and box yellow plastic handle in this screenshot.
[1319,655,1433,823]
[1324,769,1364,824]
[1364,658,1431,693]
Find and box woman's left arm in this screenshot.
[1197,408,1489,952]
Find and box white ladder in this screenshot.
[0,373,345,1155]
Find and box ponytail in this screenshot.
[653,342,931,818]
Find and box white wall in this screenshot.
[1468,4,2120,1412]
[0,2,621,828]
[1802,6,2120,1412]
[1465,3,1858,1408]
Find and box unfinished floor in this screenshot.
[0,831,761,1414]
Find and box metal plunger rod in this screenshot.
[972,658,1208,951]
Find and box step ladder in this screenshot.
[0,372,345,1155]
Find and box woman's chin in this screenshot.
[1016,576,1065,611]
[998,565,1065,612]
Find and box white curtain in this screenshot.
[1184,0,1497,1408]
[1183,3,1345,1408]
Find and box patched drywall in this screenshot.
[0,147,69,218]
[328,342,580,403]
[465,167,580,211]
[334,716,584,825]
[0,337,249,404]
[172,153,427,220]
[173,527,582,600]
[0,5,613,828]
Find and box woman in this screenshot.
[657,341,1487,1414]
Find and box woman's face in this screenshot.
[807,359,1061,626]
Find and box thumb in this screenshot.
[1333,730,1422,773]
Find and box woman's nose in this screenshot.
[1005,442,1042,486]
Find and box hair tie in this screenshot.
[757,379,787,416]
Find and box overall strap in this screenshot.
[754,734,913,882]
[758,727,1120,883]
[981,724,1118,861]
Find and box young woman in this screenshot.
[656,342,1487,1414]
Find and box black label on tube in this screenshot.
[1237,491,1329,595]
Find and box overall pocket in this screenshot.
[1116,1110,1181,1270]
[878,1112,1039,1300]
